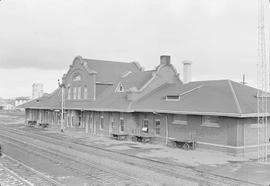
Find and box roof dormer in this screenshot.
[115,82,125,92]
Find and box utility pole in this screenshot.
[58,79,65,133]
[257,0,269,163]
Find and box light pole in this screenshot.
[58,79,65,133]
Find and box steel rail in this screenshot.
[0,125,265,186]
[0,130,149,186]
[1,153,65,186]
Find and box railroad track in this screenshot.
[1,154,64,186]
[0,125,265,186]
[0,132,149,186]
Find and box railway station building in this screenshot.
[21,55,270,155]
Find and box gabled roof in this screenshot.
[20,79,266,118]
[120,70,153,90]
[82,58,141,83]
[19,89,61,109]
[132,80,262,117]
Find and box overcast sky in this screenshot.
[0,0,258,99]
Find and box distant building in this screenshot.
[15,97,30,107]
[0,98,15,110]
[32,83,44,99]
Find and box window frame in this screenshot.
[155,119,161,135]
[84,85,88,99]
[120,117,124,132]
[73,87,77,99]
[100,115,104,130]
[142,119,149,133]
[77,86,81,100]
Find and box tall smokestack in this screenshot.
[182,60,192,83]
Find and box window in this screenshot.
[142,119,149,133]
[73,74,82,81]
[67,87,71,100]
[201,116,220,128]
[78,87,81,100]
[115,82,124,92]
[165,95,180,101]
[67,115,70,126]
[155,120,161,135]
[172,115,188,125]
[100,116,104,129]
[120,118,124,132]
[73,87,77,99]
[111,117,114,128]
[84,86,87,99]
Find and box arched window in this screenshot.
[77,86,81,99]
[73,74,82,81]
[67,87,71,100]
[84,85,88,99]
[73,87,77,99]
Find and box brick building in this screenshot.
[21,55,270,154]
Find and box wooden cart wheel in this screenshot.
[183,143,190,150]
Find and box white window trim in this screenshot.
[119,117,124,132]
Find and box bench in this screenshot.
[27,121,37,127]
[133,135,152,143]
[111,133,129,140]
[169,138,196,150]
[39,123,49,128]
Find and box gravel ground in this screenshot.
[1,111,269,185]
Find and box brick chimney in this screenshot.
[160,55,171,65]
[182,60,192,83]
